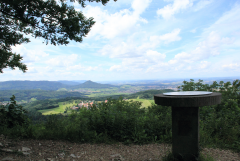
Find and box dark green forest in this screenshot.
[0,89,89,102]
[0,81,69,90]
[0,80,120,91]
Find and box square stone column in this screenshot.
[172,106,200,160]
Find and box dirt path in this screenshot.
[1,135,240,161]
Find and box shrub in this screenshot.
[0,95,30,128]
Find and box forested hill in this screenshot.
[0,81,69,90]
[57,80,85,86]
[67,80,119,89]
[126,89,175,99]
[0,89,89,102]
[0,80,119,90]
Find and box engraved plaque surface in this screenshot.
[163,91,212,96]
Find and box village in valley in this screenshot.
[70,99,129,110]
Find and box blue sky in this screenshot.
[2,0,240,82]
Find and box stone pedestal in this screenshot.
[154,91,222,161]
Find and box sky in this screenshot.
[2,0,240,82]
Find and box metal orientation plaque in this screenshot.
[163,91,212,95]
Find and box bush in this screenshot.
[0,95,30,128]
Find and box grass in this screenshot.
[128,98,155,110]
[1,95,240,161]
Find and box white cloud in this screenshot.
[44,66,55,73]
[194,0,213,12]
[108,65,125,72]
[191,31,234,59]
[11,45,49,63]
[222,63,240,69]
[45,54,78,67]
[99,29,180,61]
[167,31,234,66]
[99,40,143,58]
[150,28,181,44]
[67,64,99,71]
[131,0,152,15]
[25,64,38,73]
[157,0,193,19]
[202,3,240,37]
[76,0,151,40]
[146,50,166,62]
[190,29,196,33]
[107,50,166,73]
[168,52,193,65]
[198,61,211,69]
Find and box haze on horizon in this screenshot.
[1,0,240,82]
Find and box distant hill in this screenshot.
[0,89,89,102]
[0,80,120,90]
[57,80,83,86]
[69,80,89,84]
[0,81,69,90]
[68,80,120,89]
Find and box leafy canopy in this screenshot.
[0,0,117,73]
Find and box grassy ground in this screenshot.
[128,97,155,109]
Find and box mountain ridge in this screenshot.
[0,80,119,90]
[67,80,119,89]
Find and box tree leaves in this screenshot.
[0,0,117,72]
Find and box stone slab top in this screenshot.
[163,91,212,95]
[154,92,222,107]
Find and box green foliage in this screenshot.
[30,97,37,102]
[0,0,117,73]
[0,95,30,128]
[177,79,240,105]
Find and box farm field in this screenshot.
[127,97,155,110]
